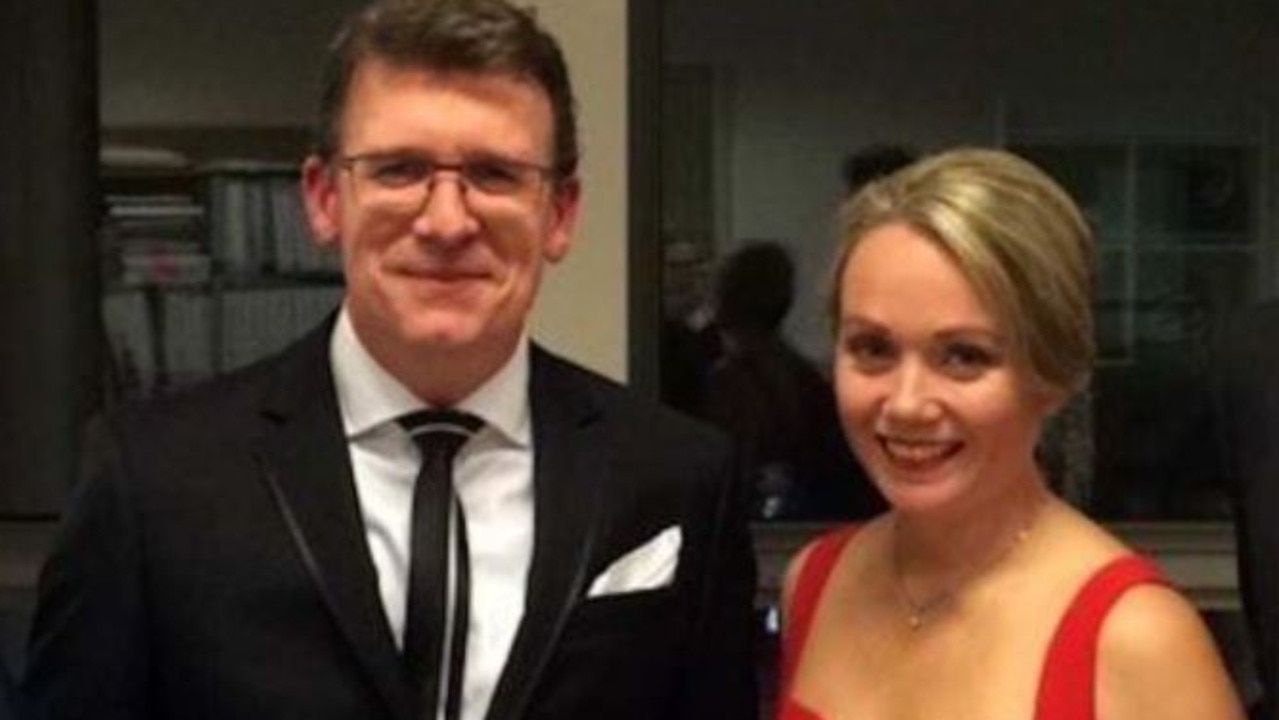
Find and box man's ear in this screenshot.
[301,154,341,247]
[542,176,581,263]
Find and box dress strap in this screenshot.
[1035,554,1167,720]
[780,525,861,693]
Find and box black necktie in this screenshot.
[398,409,483,720]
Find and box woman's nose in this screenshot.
[882,360,941,423]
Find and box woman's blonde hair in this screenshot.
[833,147,1095,395]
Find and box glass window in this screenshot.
[657,0,1279,524]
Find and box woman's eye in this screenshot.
[843,334,895,371]
[939,343,997,377]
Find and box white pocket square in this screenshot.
[586,526,682,598]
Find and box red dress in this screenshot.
[776,526,1166,720]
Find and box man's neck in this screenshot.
[351,324,523,408]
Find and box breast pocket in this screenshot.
[565,586,681,638]
[540,586,687,714]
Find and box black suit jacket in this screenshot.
[0,661,21,720]
[22,320,758,720]
[1213,302,1279,720]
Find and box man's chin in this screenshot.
[400,321,486,351]
[398,313,524,354]
[355,301,523,363]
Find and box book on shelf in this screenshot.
[102,290,159,397]
[105,215,204,244]
[102,288,214,396]
[102,285,342,397]
[105,194,205,219]
[163,293,215,386]
[98,152,347,401]
[102,212,210,289]
[100,144,191,172]
[219,285,344,372]
[100,171,209,289]
[116,250,213,288]
[205,164,341,279]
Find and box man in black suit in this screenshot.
[21,1,758,719]
[1213,300,1279,720]
[0,661,20,720]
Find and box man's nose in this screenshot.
[410,173,480,245]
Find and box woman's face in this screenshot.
[833,222,1058,514]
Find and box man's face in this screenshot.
[303,58,579,393]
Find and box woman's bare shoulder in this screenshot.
[781,517,887,616]
[1028,501,1244,717]
[1096,584,1244,719]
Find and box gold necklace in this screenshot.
[890,503,1041,631]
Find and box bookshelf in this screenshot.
[100,147,343,400]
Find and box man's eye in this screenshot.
[369,158,428,186]
[465,161,521,191]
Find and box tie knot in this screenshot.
[398,409,484,461]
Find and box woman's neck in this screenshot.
[889,474,1050,628]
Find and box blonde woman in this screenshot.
[777,148,1243,720]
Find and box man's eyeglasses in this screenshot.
[337,152,557,212]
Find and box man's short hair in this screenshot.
[315,0,578,178]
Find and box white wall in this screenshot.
[667,0,1279,362]
[526,0,629,382]
[100,0,631,381]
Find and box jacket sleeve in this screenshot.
[676,442,760,720]
[22,415,152,720]
[1210,310,1279,720]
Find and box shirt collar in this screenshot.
[330,306,531,447]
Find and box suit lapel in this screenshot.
[485,348,606,720]
[253,321,412,720]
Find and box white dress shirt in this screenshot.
[330,308,534,720]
